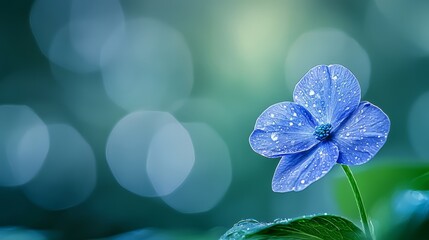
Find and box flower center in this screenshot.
[313,123,332,141]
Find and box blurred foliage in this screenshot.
[381,190,429,240]
[334,163,429,239]
[334,162,429,218]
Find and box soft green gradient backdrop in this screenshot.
[0,0,428,239]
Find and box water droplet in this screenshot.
[235,219,259,226]
[332,75,338,80]
[293,112,297,117]
[274,218,289,223]
[270,113,275,118]
[300,179,305,184]
[289,122,293,126]
[270,132,278,141]
[309,90,315,96]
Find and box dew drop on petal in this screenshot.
[270,132,279,141]
[309,90,315,96]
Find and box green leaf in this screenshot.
[220,215,365,240]
[410,172,429,191]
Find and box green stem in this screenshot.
[341,165,372,240]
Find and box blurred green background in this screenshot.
[0,0,429,239]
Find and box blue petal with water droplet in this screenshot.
[272,141,338,192]
[332,101,390,165]
[249,102,319,158]
[293,64,361,128]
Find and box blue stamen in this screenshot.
[313,123,332,141]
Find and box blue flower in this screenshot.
[249,65,390,192]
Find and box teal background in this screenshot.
[0,0,428,239]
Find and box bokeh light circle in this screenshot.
[409,91,429,160]
[161,123,232,214]
[106,111,194,197]
[48,25,98,72]
[285,28,371,95]
[24,124,96,210]
[30,0,124,72]
[69,0,125,67]
[30,0,69,58]
[0,105,49,187]
[147,123,195,196]
[101,18,193,111]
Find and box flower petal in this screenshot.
[293,64,361,128]
[249,102,319,158]
[272,141,339,192]
[332,101,390,165]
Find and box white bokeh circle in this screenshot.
[106,111,194,197]
[101,18,193,111]
[30,0,124,72]
[147,123,195,196]
[24,124,96,210]
[0,105,49,187]
[161,123,232,214]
